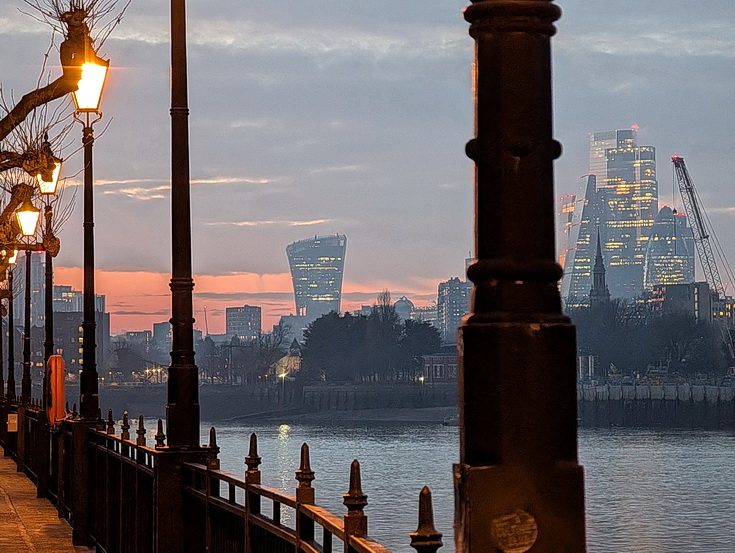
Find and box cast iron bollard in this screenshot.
[457,1,587,552]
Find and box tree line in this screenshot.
[569,299,729,379]
[301,293,441,382]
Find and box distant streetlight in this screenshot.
[74,56,109,421]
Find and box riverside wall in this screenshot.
[57,381,457,421]
[577,384,735,428]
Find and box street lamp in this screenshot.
[35,161,62,195]
[16,199,40,237]
[73,56,109,421]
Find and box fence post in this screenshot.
[296,443,316,550]
[245,433,262,553]
[16,404,25,472]
[343,460,367,553]
[36,410,49,498]
[152,425,216,553]
[68,419,96,545]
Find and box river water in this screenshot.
[204,420,735,553]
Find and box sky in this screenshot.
[1,0,734,335]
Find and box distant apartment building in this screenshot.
[152,321,172,352]
[286,234,347,322]
[437,277,471,344]
[53,285,106,313]
[53,311,111,374]
[226,305,261,342]
[649,282,712,323]
[410,305,438,328]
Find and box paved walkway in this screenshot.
[0,447,91,552]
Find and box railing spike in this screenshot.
[71,403,78,419]
[296,442,315,504]
[245,433,261,484]
[343,459,368,537]
[121,411,130,440]
[155,419,166,449]
[106,409,115,434]
[136,415,146,446]
[207,427,220,470]
[96,408,105,431]
[410,486,443,553]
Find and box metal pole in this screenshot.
[7,268,15,400]
[80,120,99,420]
[167,0,200,447]
[21,252,31,403]
[43,250,53,410]
[456,2,586,552]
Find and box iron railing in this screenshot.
[0,399,443,553]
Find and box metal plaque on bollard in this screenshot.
[7,413,18,433]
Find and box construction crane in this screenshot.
[671,154,735,367]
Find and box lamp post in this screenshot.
[73,59,108,421]
[21,252,31,403]
[16,199,41,404]
[6,255,16,400]
[167,0,200,448]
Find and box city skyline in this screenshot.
[2,1,734,334]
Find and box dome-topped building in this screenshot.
[393,296,415,321]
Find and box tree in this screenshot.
[398,319,441,378]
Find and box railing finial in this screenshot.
[71,403,78,419]
[343,459,368,537]
[96,407,105,431]
[207,427,220,470]
[410,486,443,553]
[296,442,315,504]
[121,411,130,440]
[155,419,167,449]
[245,432,261,484]
[136,415,146,446]
[106,409,115,434]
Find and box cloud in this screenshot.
[206,219,330,227]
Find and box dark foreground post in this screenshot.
[167,0,199,449]
[456,2,586,552]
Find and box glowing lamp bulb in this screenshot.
[36,161,62,194]
[72,62,109,112]
[16,199,41,236]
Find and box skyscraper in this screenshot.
[591,128,658,298]
[561,174,603,306]
[437,277,471,344]
[226,305,261,342]
[643,206,695,289]
[13,251,45,328]
[286,234,347,322]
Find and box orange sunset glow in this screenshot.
[53,266,437,335]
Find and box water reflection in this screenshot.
[205,422,735,553]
